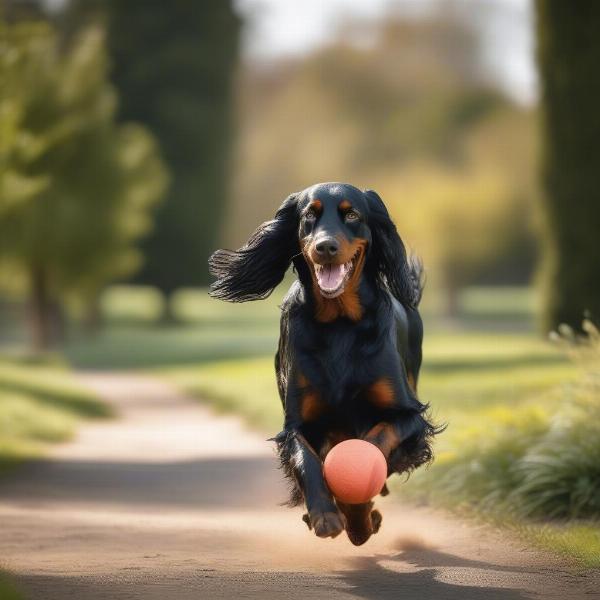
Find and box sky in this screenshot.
[234,0,537,105]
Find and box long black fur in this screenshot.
[364,189,422,308]
[208,193,299,302]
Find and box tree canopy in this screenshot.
[103,0,240,295]
[0,21,168,347]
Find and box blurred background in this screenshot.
[1,0,599,570]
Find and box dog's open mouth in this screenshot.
[313,250,361,299]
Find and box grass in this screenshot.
[162,357,282,433]
[63,286,286,370]
[519,522,600,570]
[61,282,535,370]
[0,354,110,472]
[162,330,578,435]
[0,572,21,600]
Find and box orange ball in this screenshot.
[323,439,387,504]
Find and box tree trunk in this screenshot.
[159,290,176,325]
[82,296,103,335]
[535,1,600,332]
[29,264,53,352]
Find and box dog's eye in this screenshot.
[305,209,317,221]
[345,210,359,222]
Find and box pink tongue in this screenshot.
[316,264,345,290]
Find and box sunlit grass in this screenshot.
[163,357,282,433]
[0,355,110,472]
[0,572,21,600]
[519,522,600,569]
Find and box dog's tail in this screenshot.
[407,254,425,307]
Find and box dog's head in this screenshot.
[209,182,419,309]
[299,184,370,300]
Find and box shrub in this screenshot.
[510,321,600,518]
[415,320,600,521]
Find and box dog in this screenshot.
[209,182,439,545]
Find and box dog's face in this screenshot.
[300,184,372,299]
[210,181,416,309]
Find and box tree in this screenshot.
[227,10,539,314]
[0,22,168,350]
[535,1,600,331]
[101,1,240,301]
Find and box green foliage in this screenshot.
[509,321,600,518]
[101,0,240,292]
[535,1,600,331]
[0,572,22,600]
[411,320,600,524]
[0,354,110,471]
[0,21,168,347]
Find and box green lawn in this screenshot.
[161,330,577,438]
[0,355,110,473]
[63,286,285,370]
[0,572,21,600]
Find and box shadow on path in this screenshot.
[339,551,534,600]
[0,455,285,510]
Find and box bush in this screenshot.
[415,320,600,521]
[510,321,600,518]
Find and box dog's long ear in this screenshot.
[209,193,300,302]
[364,189,420,308]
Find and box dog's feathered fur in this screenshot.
[209,182,440,545]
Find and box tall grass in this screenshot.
[413,320,600,523]
[510,321,600,519]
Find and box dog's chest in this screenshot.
[299,318,391,406]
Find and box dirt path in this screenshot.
[0,373,597,599]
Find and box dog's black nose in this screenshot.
[315,238,339,258]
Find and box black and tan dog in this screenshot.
[209,182,439,545]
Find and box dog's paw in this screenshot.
[302,512,312,530]
[371,509,383,534]
[310,510,345,539]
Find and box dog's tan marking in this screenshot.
[298,373,325,422]
[309,199,322,213]
[367,378,395,409]
[364,422,400,459]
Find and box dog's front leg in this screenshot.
[286,430,345,539]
